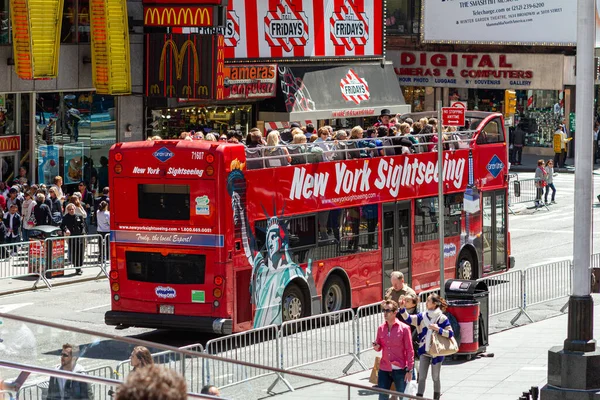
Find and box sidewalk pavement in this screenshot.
[0,266,106,296]
[273,296,600,400]
[509,154,600,174]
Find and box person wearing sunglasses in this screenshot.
[46,343,93,399]
[372,300,414,399]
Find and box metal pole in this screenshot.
[564,0,595,352]
[437,100,445,298]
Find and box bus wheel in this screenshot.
[282,283,306,322]
[457,252,477,280]
[322,275,348,313]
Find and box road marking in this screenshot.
[0,303,32,313]
[77,304,111,312]
[511,228,600,235]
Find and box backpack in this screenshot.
[444,311,462,346]
[51,211,63,227]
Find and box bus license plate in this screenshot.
[159,305,174,314]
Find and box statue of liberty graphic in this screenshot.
[228,164,315,328]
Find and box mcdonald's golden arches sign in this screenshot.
[144,6,213,27]
[145,33,224,99]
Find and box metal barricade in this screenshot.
[205,325,286,391]
[345,302,379,374]
[477,269,531,326]
[277,309,359,392]
[87,365,116,400]
[523,260,572,310]
[15,383,42,400]
[508,177,549,212]
[0,241,50,289]
[115,348,185,381]
[179,343,205,394]
[44,234,107,279]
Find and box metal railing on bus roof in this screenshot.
[247,131,479,168]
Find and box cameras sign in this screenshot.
[340,69,370,105]
[223,0,382,60]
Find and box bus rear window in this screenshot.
[126,251,205,284]
[138,184,190,220]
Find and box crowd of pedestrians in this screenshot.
[373,271,455,399]
[0,172,110,274]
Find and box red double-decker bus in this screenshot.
[105,111,513,334]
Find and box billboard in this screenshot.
[422,0,577,45]
[390,51,565,90]
[224,0,383,60]
[145,34,224,98]
[143,6,213,27]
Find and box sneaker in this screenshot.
[551,200,557,204]
[75,270,83,275]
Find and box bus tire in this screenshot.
[282,283,307,322]
[322,274,349,313]
[457,251,478,280]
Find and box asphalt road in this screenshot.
[0,172,598,397]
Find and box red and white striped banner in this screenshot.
[224,0,382,60]
[265,121,315,131]
[340,69,369,104]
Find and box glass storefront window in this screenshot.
[148,106,253,139]
[387,0,421,35]
[35,92,115,191]
[61,0,91,43]
[401,87,426,112]
[0,0,9,44]
[515,90,562,148]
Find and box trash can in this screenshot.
[28,225,64,279]
[445,279,489,354]
[446,300,480,356]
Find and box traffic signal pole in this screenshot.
[437,100,445,298]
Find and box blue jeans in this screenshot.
[377,369,407,400]
[545,183,556,202]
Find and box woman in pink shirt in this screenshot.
[373,299,414,399]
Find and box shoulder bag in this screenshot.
[429,330,459,357]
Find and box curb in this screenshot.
[0,274,107,297]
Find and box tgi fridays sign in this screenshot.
[340,69,370,105]
[390,51,565,90]
[223,64,277,99]
[224,0,383,60]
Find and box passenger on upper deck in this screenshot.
[264,131,291,167]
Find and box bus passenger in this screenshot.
[265,131,290,168]
[205,133,217,142]
[289,133,309,165]
[314,127,332,161]
[367,127,384,157]
[350,126,376,158]
[331,130,349,161]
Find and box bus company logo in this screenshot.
[225,10,240,47]
[195,195,210,216]
[264,1,309,52]
[155,286,176,299]
[153,147,174,162]
[444,243,457,258]
[486,155,504,178]
[330,1,369,50]
[340,69,370,105]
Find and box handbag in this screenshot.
[403,380,418,399]
[429,330,458,357]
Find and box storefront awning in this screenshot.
[258,62,409,122]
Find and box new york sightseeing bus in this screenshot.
[105,111,513,334]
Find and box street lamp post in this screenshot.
[541,0,600,397]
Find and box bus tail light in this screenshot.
[206,166,214,176]
[114,164,123,174]
[214,276,224,285]
[114,152,123,162]
[113,294,120,302]
[112,283,120,292]
[109,270,119,280]
[206,153,215,163]
[213,288,222,298]
[213,300,220,308]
